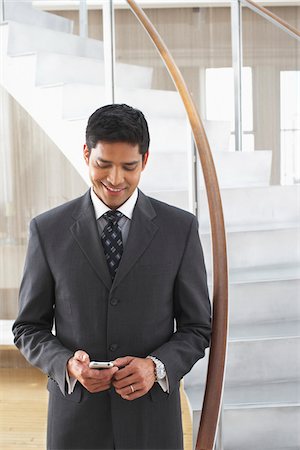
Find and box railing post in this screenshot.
[214,403,224,450]
[102,0,116,104]
[79,0,88,38]
[0,0,5,23]
[187,126,198,216]
[231,0,243,152]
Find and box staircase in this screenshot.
[1,1,299,449]
[185,183,300,449]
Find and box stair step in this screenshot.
[140,151,190,191]
[186,380,300,411]
[0,53,89,183]
[2,1,73,33]
[0,52,37,91]
[202,226,300,271]
[228,278,300,325]
[197,150,272,188]
[185,336,300,388]
[4,21,103,59]
[73,114,190,153]
[193,404,300,450]
[61,84,233,155]
[62,83,186,119]
[229,320,300,340]
[198,185,300,231]
[34,52,152,89]
[219,263,300,285]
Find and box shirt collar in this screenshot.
[90,187,138,220]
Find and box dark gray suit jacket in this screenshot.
[13,190,211,450]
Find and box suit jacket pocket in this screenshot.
[149,382,170,402]
[47,377,82,403]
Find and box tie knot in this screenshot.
[103,210,123,225]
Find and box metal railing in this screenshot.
[232,0,300,153]
[241,0,300,41]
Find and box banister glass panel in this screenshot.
[241,4,300,185]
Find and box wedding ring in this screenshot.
[130,385,135,393]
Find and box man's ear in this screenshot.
[142,151,149,169]
[83,144,90,165]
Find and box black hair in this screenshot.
[85,104,150,157]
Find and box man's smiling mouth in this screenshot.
[101,182,125,193]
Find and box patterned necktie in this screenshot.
[101,210,124,279]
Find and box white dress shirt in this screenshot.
[66,188,169,394]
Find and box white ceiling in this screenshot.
[32,0,300,11]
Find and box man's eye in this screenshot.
[124,165,137,171]
[96,162,110,169]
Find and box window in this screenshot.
[280,71,300,185]
[205,67,254,151]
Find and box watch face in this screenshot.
[156,362,166,380]
[148,356,166,380]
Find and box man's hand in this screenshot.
[112,356,156,401]
[67,350,118,393]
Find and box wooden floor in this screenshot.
[0,368,193,450]
[0,368,48,449]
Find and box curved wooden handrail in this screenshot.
[125,1,228,449]
[242,0,300,41]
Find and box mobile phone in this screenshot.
[89,361,114,369]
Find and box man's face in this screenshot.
[84,141,148,209]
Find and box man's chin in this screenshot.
[94,186,129,209]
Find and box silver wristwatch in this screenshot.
[148,356,166,381]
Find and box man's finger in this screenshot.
[115,382,141,396]
[113,364,133,381]
[121,389,145,401]
[112,373,137,388]
[73,350,90,364]
[113,356,134,368]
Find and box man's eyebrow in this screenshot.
[96,157,111,163]
[123,161,140,166]
[96,158,139,165]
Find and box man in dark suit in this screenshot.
[13,104,211,450]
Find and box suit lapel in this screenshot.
[112,190,158,290]
[70,191,112,290]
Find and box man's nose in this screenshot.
[107,168,124,186]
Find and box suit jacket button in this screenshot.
[109,343,118,352]
[110,298,119,306]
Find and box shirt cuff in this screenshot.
[157,375,169,393]
[65,368,77,394]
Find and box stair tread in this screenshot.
[61,83,186,120]
[4,20,102,59]
[186,381,300,411]
[229,320,300,340]
[198,184,300,232]
[207,263,300,284]
[201,221,300,236]
[2,3,72,33]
